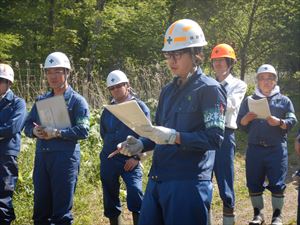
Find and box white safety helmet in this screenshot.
[44,52,71,70]
[256,64,277,81]
[0,64,14,83]
[106,70,129,87]
[162,19,207,52]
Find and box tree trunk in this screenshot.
[239,0,259,81]
[48,0,55,35]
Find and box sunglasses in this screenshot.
[108,83,126,91]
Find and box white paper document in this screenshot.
[104,100,153,137]
[247,97,271,119]
[36,95,71,129]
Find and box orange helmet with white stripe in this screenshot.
[162,19,207,52]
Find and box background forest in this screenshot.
[0,0,300,224]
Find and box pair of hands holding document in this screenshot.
[243,97,283,127]
[104,100,177,158]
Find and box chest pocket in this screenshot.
[175,100,202,132]
[269,99,286,118]
[0,103,14,123]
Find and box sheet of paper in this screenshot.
[36,95,71,129]
[247,97,271,119]
[104,100,153,137]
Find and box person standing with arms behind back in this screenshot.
[237,64,297,225]
[0,64,27,225]
[100,70,150,225]
[24,52,90,225]
[210,43,247,225]
[116,19,227,225]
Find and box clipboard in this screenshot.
[36,95,71,129]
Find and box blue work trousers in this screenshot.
[214,128,235,209]
[246,143,287,194]
[100,156,143,218]
[0,155,18,225]
[33,151,80,225]
[139,179,213,225]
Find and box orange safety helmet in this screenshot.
[210,43,236,60]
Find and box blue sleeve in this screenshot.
[179,85,226,151]
[60,96,90,140]
[23,103,38,138]
[137,100,151,120]
[0,98,27,137]
[100,109,106,140]
[282,97,297,131]
[237,97,250,132]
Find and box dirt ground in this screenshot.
[212,183,298,225]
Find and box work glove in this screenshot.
[118,135,144,156]
[43,127,58,140]
[141,125,177,145]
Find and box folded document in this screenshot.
[247,97,271,119]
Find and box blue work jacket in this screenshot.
[0,90,27,156]
[237,92,297,146]
[142,68,226,181]
[24,86,90,152]
[100,98,150,159]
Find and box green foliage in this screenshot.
[0,33,22,61]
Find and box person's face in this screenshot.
[257,72,277,96]
[0,78,10,96]
[108,82,129,103]
[163,49,194,79]
[45,68,67,89]
[212,57,229,81]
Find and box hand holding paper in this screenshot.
[43,127,58,140]
[139,125,177,145]
[247,97,271,119]
[104,100,177,144]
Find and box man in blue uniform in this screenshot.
[100,70,150,225]
[0,64,27,225]
[210,44,247,225]
[238,64,297,225]
[24,52,90,225]
[117,19,226,225]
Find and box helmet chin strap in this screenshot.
[53,71,68,91]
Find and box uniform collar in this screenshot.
[0,89,13,102]
[254,85,280,98]
[48,85,73,99]
[173,66,202,87]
